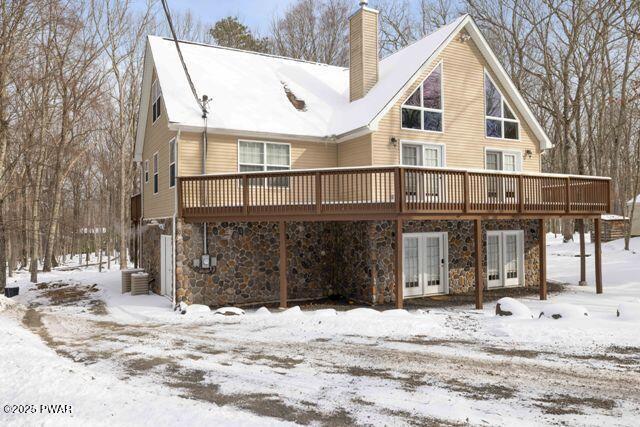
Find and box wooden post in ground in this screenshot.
[395,219,403,309]
[578,219,586,286]
[594,217,603,294]
[474,219,483,309]
[539,218,547,300]
[279,221,287,308]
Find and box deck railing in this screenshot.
[177,166,610,220]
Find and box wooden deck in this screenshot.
[176,166,611,221]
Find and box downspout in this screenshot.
[139,161,144,269]
[172,129,181,308]
[202,97,209,256]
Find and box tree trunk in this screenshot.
[0,198,6,292]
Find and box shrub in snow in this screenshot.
[344,308,381,317]
[177,302,211,315]
[539,303,589,320]
[255,306,271,316]
[0,295,17,312]
[214,307,245,316]
[280,306,301,316]
[616,303,640,321]
[495,298,533,319]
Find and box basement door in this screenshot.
[487,230,524,288]
[403,232,449,297]
[160,235,173,298]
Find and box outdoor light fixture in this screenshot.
[390,136,398,146]
[525,149,533,159]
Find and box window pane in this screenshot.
[169,140,175,163]
[170,164,176,187]
[422,64,441,109]
[404,238,419,288]
[504,121,519,140]
[402,108,421,129]
[503,154,516,172]
[405,87,420,106]
[239,142,264,164]
[239,164,263,172]
[423,148,439,167]
[402,146,418,166]
[486,119,502,138]
[503,101,516,120]
[153,175,158,193]
[266,144,290,166]
[266,166,290,187]
[486,152,499,170]
[424,111,442,131]
[485,75,501,117]
[153,154,158,172]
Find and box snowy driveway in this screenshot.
[1,235,640,426]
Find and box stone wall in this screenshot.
[175,221,337,306]
[174,218,540,307]
[140,218,173,294]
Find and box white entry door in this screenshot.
[403,232,448,297]
[487,230,524,288]
[160,235,173,298]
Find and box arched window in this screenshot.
[484,71,519,140]
[401,62,443,132]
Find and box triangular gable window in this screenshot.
[401,63,443,132]
[484,71,519,140]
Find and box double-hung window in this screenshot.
[153,152,159,194]
[144,160,149,184]
[238,141,290,187]
[169,139,176,188]
[401,62,443,132]
[484,72,519,140]
[151,79,162,123]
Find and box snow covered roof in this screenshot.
[601,214,627,221]
[134,14,552,161]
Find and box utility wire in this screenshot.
[160,0,208,118]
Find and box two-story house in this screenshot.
[132,3,610,309]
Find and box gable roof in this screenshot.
[134,14,551,162]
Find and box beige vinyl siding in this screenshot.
[338,134,372,167]
[631,207,640,236]
[349,8,378,101]
[141,68,177,219]
[371,32,542,172]
[177,132,338,174]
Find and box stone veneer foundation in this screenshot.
[170,218,540,307]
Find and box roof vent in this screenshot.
[282,82,306,111]
[359,0,368,6]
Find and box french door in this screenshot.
[486,150,519,202]
[403,232,448,297]
[401,143,444,200]
[487,230,523,288]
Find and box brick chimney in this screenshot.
[349,0,379,102]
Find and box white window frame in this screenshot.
[483,148,523,172]
[237,140,291,188]
[400,141,446,167]
[483,70,519,141]
[486,230,525,288]
[151,79,162,124]
[401,61,444,134]
[144,160,149,184]
[152,151,159,195]
[402,232,449,298]
[168,138,176,189]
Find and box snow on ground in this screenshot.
[0,236,639,426]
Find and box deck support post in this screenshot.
[395,218,403,309]
[474,219,483,310]
[539,219,547,300]
[594,217,603,294]
[279,221,287,308]
[578,219,587,286]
